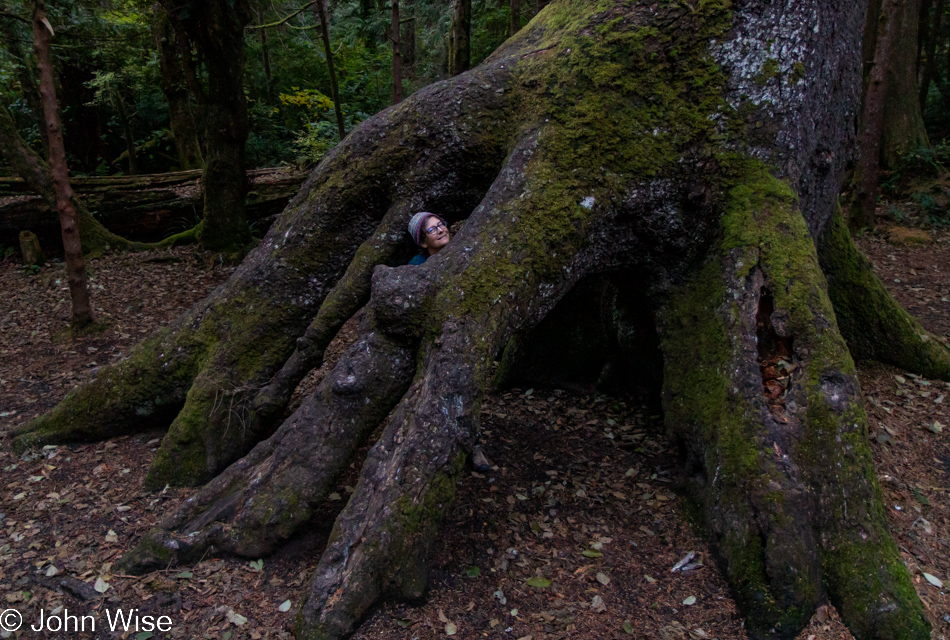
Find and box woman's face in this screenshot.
[420,216,450,255]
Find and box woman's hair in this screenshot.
[407,211,447,247]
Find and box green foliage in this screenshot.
[882,141,950,193]
[913,190,950,227]
[0,0,551,175]
[880,141,950,227]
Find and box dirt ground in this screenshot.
[0,225,949,640]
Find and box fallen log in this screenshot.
[0,167,306,250]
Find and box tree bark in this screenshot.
[157,0,252,252]
[448,0,471,76]
[256,8,273,100]
[858,0,929,172]
[115,91,138,175]
[31,0,94,328]
[155,9,203,170]
[919,0,944,111]
[18,3,947,640]
[315,0,346,140]
[510,0,521,35]
[391,0,402,104]
[881,0,929,166]
[850,0,900,231]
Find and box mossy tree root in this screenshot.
[12,324,203,451]
[249,204,419,427]
[294,345,473,640]
[820,207,950,380]
[122,131,603,639]
[16,68,514,488]
[117,322,416,573]
[660,171,928,640]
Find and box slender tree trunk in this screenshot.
[534,0,549,14]
[448,0,471,76]
[31,0,94,327]
[881,0,929,166]
[257,8,273,100]
[402,0,415,81]
[510,0,521,35]
[851,0,902,231]
[919,0,944,111]
[155,11,203,170]
[918,0,930,75]
[315,0,346,140]
[391,0,402,104]
[115,92,138,175]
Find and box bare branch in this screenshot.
[246,0,317,29]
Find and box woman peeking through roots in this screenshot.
[407,211,450,264]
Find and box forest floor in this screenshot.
[0,224,949,640]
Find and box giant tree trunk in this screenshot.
[32,0,94,328]
[17,2,950,639]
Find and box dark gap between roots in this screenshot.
[500,272,664,407]
[755,287,795,413]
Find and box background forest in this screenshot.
[0,0,539,175]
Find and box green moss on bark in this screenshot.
[439,0,735,337]
[661,163,928,638]
[14,328,199,451]
[144,291,299,488]
[819,206,950,380]
[390,451,467,599]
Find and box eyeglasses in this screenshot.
[425,221,447,236]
